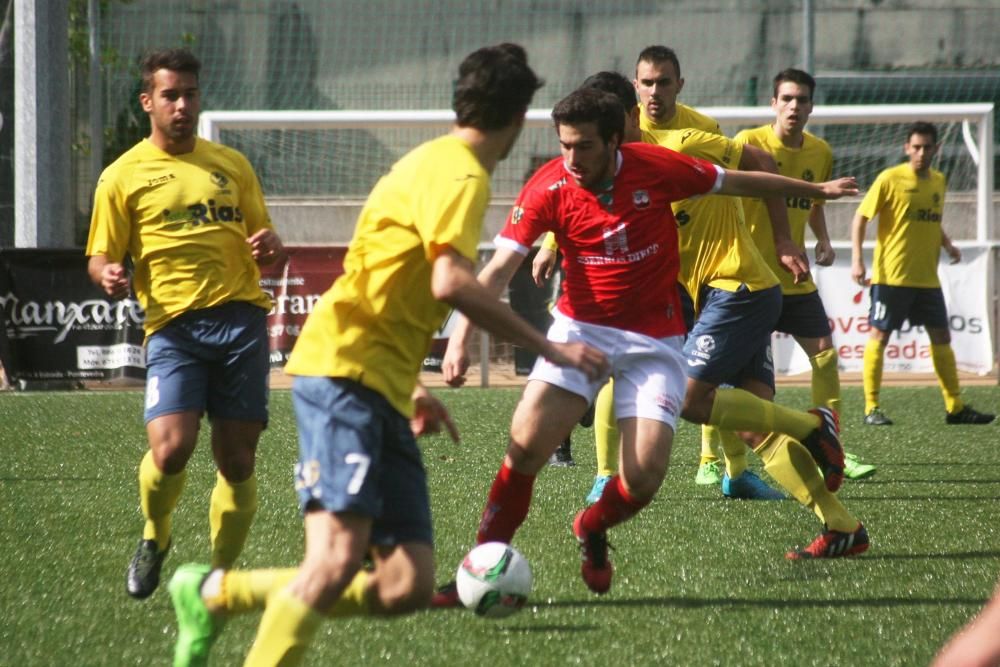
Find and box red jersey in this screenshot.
[497,142,722,337]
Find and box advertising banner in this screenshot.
[771,245,993,375]
[0,249,146,385]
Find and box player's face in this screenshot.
[141,68,200,150]
[771,81,813,135]
[557,122,617,191]
[904,132,938,173]
[634,59,683,123]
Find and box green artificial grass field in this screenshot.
[2,384,999,665]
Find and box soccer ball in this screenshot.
[455,542,532,618]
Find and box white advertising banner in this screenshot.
[771,245,993,375]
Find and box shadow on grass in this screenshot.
[540,595,989,610]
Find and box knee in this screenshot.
[216,448,257,482]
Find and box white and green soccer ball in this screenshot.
[455,542,532,618]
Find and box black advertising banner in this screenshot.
[0,249,146,386]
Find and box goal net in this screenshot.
[199,103,995,380]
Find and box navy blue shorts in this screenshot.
[292,376,433,547]
[143,301,270,424]
[684,284,782,388]
[869,284,948,332]
[774,292,833,339]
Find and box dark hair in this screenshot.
[907,121,938,144]
[635,45,681,78]
[580,71,638,112]
[140,48,201,93]
[772,68,816,99]
[453,43,543,131]
[551,87,624,144]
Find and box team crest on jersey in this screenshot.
[632,190,651,209]
[695,335,716,353]
[511,206,524,224]
[933,192,940,204]
[802,169,814,182]
[210,171,229,188]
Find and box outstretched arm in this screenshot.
[434,247,607,387]
[718,169,858,201]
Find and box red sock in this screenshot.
[581,475,649,533]
[476,462,535,544]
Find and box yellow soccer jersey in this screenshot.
[734,125,833,295]
[857,163,947,288]
[643,127,778,314]
[284,135,487,417]
[639,102,721,138]
[86,138,274,335]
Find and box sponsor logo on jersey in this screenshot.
[210,171,229,188]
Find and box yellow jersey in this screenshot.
[284,135,487,417]
[733,125,833,295]
[639,102,721,137]
[642,127,778,314]
[86,138,274,335]
[857,163,947,288]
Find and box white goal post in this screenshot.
[199,103,994,239]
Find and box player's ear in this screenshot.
[676,76,685,93]
[139,92,153,113]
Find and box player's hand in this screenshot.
[818,177,859,199]
[100,263,130,300]
[946,245,962,264]
[775,238,810,284]
[410,385,459,442]
[247,229,286,264]
[851,260,870,286]
[814,240,836,267]
[545,341,608,382]
[531,247,558,287]
[441,338,471,387]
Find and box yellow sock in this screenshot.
[718,430,748,478]
[244,589,323,667]
[862,338,886,413]
[709,387,819,441]
[209,568,298,614]
[809,348,841,413]
[931,343,963,414]
[755,434,857,532]
[209,472,258,569]
[699,426,722,465]
[138,450,185,549]
[326,570,371,618]
[594,381,619,478]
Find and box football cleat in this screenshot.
[694,460,723,486]
[843,452,877,480]
[127,538,169,599]
[430,580,461,608]
[722,470,785,500]
[572,510,613,594]
[585,475,611,506]
[945,405,996,425]
[786,523,869,560]
[169,563,222,667]
[802,407,845,493]
[863,407,893,426]
[548,437,576,467]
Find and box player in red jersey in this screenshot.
[432,87,858,599]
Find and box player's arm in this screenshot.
[410,382,460,442]
[247,228,287,265]
[809,205,835,266]
[850,212,871,286]
[717,169,858,201]
[940,229,961,264]
[435,246,607,387]
[531,232,559,286]
[739,144,809,282]
[87,254,130,300]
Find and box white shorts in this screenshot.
[528,308,687,430]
